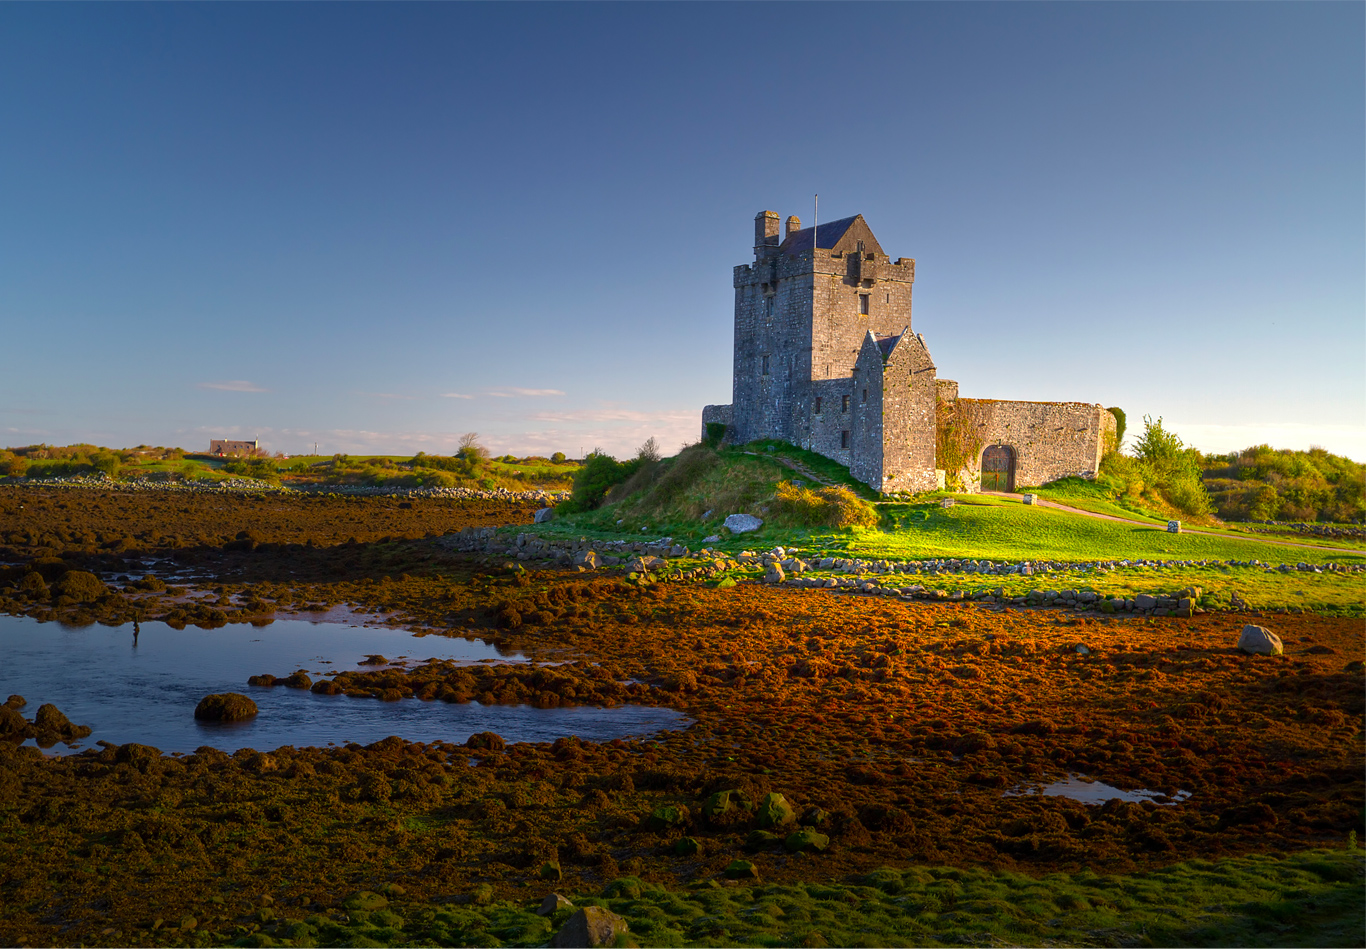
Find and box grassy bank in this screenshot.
[141,848,1365,948]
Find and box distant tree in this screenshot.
[551,452,567,464]
[636,437,661,463]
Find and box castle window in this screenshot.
[814,397,822,415]
[761,355,770,375]
[859,294,870,315]
[885,293,890,304]
[862,389,868,403]
[841,394,850,412]
[840,430,850,449]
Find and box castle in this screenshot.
[702,211,1116,495]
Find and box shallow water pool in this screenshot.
[1006,773,1191,806]
[0,614,691,754]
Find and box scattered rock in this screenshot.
[550,906,630,948]
[465,731,506,752]
[3,695,25,710]
[673,836,702,856]
[538,893,573,916]
[193,693,258,721]
[723,514,763,534]
[645,804,690,831]
[534,508,555,524]
[724,859,760,880]
[342,891,388,912]
[784,828,830,852]
[765,563,786,584]
[1238,624,1283,656]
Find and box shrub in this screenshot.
[772,482,879,529]
[704,422,728,447]
[551,452,567,464]
[1106,407,1127,449]
[561,451,642,513]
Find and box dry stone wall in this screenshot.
[946,398,1115,491]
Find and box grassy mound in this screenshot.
[557,444,880,536]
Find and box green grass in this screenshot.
[187,848,1364,947]
[1032,478,1366,552]
[737,440,880,499]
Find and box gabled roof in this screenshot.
[875,333,902,359]
[779,215,860,256]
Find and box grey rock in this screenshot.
[573,550,599,570]
[1134,593,1157,610]
[534,508,555,524]
[724,513,763,534]
[550,906,630,948]
[1238,624,1283,656]
[538,893,574,916]
[703,535,721,543]
[765,563,786,584]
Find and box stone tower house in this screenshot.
[703,210,1115,494]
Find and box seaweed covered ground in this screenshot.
[0,486,1362,947]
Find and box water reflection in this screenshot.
[1006,773,1191,806]
[0,615,690,754]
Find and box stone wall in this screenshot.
[700,404,733,441]
[944,398,1115,491]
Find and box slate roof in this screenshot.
[778,215,860,256]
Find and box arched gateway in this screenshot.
[980,444,1015,492]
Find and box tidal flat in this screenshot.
[0,486,1361,947]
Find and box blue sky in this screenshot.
[1,3,1361,460]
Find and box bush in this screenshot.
[704,422,728,447]
[561,451,643,513]
[1106,407,1127,449]
[772,482,879,529]
[551,452,567,464]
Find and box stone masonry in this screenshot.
[703,210,1114,494]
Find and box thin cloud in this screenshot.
[487,387,565,398]
[440,392,476,400]
[355,391,416,400]
[198,380,267,393]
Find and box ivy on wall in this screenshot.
[935,397,985,491]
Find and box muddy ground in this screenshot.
[0,487,1362,947]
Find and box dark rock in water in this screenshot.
[550,906,630,948]
[0,705,29,738]
[29,557,71,582]
[310,679,342,695]
[247,674,277,687]
[465,731,505,752]
[18,572,48,595]
[359,654,388,665]
[194,693,258,721]
[32,704,92,741]
[3,695,24,710]
[282,670,312,689]
[51,571,107,604]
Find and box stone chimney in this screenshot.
[785,215,801,238]
[754,211,780,260]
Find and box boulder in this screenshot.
[1238,625,1283,656]
[282,670,312,689]
[702,789,737,823]
[756,792,795,829]
[1134,593,1157,610]
[0,705,28,738]
[538,893,573,916]
[703,534,721,543]
[193,693,258,721]
[465,731,506,752]
[534,508,555,524]
[673,836,702,856]
[765,563,786,584]
[51,570,107,604]
[645,803,690,831]
[33,703,90,740]
[723,514,763,534]
[3,695,25,710]
[724,859,760,880]
[550,906,630,948]
[784,828,830,853]
[573,550,599,570]
[342,891,388,912]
